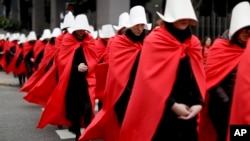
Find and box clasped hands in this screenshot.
[171,103,202,120]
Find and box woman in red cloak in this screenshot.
[198,2,250,141]
[228,38,250,141]
[119,0,205,140]
[94,24,115,110]
[79,5,151,141]
[6,34,27,86]
[22,28,62,106]
[202,36,212,67]
[22,31,37,79]
[21,12,74,93]
[32,29,51,71]
[0,34,6,71]
[4,34,19,73]
[37,14,98,141]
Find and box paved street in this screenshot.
[0,72,83,141]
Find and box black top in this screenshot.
[167,56,203,108]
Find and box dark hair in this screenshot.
[164,22,192,43]
[202,36,212,47]
[202,36,212,54]
[230,26,250,48]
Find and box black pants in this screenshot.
[114,87,131,126]
[69,116,81,141]
[208,92,230,141]
[153,108,198,141]
[18,74,25,86]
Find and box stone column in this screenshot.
[32,0,45,36]
[50,0,67,29]
[96,0,130,28]
[10,0,20,21]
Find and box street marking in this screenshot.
[55,128,85,139]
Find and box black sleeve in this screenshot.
[45,58,54,71]
[190,77,204,106]
[166,97,176,109]
[34,50,44,70]
[9,46,16,56]
[24,49,34,62]
[208,86,229,103]
[72,46,88,75]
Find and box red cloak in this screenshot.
[23,41,35,60]
[119,26,205,141]
[53,32,64,66]
[20,34,63,93]
[227,39,250,140]
[23,64,57,106]
[198,38,244,141]
[0,40,6,68]
[79,34,144,141]
[32,40,46,71]
[0,41,10,70]
[23,34,64,106]
[94,36,116,101]
[37,32,97,128]
[95,38,106,62]
[5,44,26,75]
[5,41,19,73]
[33,40,45,61]
[102,36,115,63]
[94,62,108,101]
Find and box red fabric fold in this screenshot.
[95,38,106,62]
[33,40,46,61]
[0,40,6,68]
[23,64,57,106]
[0,41,11,70]
[5,41,19,74]
[94,62,109,101]
[23,41,35,59]
[22,34,64,105]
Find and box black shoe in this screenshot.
[68,126,76,134]
[57,125,63,129]
[75,135,80,141]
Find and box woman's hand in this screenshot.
[178,105,202,120]
[171,103,191,117]
[78,63,88,72]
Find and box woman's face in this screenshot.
[205,38,212,46]
[75,30,86,39]
[237,27,250,44]
[173,19,190,30]
[118,27,127,35]
[131,24,145,36]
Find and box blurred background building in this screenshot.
[0,0,247,40]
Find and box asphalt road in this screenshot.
[0,85,75,141]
